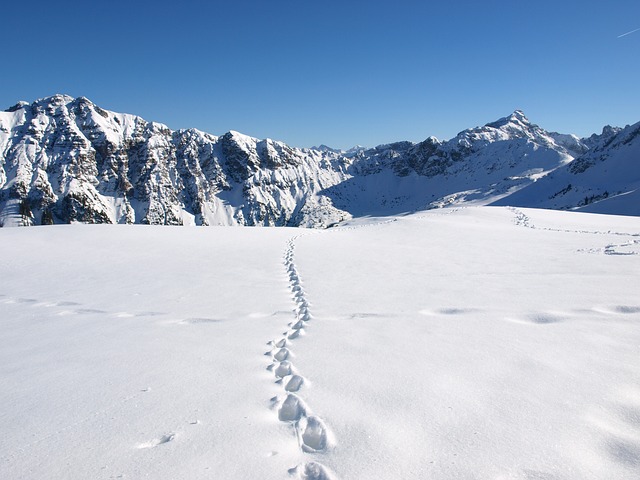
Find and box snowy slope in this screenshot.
[324,111,576,215]
[1,207,639,479]
[493,122,640,215]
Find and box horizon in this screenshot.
[1,1,638,149]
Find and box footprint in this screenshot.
[275,361,293,378]
[136,311,166,317]
[300,416,329,452]
[288,462,335,480]
[278,394,307,422]
[528,313,565,324]
[612,305,640,314]
[76,308,107,314]
[276,338,288,348]
[438,307,477,315]
[287,330,300,340]
[16,298,37,304]
[285,375,305,392]
[274,348,290,362]
[181,317,223,324]
[137,433,175,449]
[291,320,306,330]
[506,312,565,325]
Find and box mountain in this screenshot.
[0,95,634,227]
[492,122,640,215]
[0,95,351,228]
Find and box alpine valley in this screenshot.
[1,94,639,228]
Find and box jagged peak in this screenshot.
[485,110,531,129]
[4,101,29,112]
[312,144,342,153]
[600,125,622,137]
[222,130,260,151]
[34,93,76,106]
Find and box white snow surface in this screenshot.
[1,207,639,479]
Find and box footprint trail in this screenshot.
[265,235,336,479]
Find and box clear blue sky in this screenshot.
[1,1,639,149]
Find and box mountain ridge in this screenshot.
[1,94,637,227]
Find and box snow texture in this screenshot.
[1,207,639,479]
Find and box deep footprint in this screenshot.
[300,415,329,452]
[274,348,290,361]
[288,462,335,480]
[285,374,304,392]
[278,394,307,421]
[275,361,293,378]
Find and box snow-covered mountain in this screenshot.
[493,122,640,215]
[0,95,352,228]
[0,95,635,227]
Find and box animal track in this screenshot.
[16,298,37,304]
[0,294,168,324]
[612,305,640,314]
[180,317,223,324]
[56,301,80,306]
[509,207,640,238]
[504,311,567,326]
[264,235,335,477]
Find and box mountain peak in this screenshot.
[4,101,29,112]
[485,110,530,129]
[509,109,528,122]
[35,94,75,106]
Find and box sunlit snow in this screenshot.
[1,207,639,479]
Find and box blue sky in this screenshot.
[1,0,639,149]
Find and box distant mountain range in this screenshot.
[1,95,638,227]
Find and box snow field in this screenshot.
[1,206,639,479]
[292,207,640,479]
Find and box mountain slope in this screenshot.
[324,111,576,216]
[492,122,640,216]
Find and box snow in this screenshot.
[1,207,639,479]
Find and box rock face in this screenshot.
[0,95,350,227]
[0,95,632,227]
